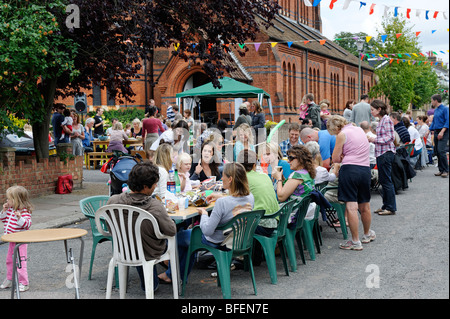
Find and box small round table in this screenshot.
[1,228,87,299]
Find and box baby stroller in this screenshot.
[108,152,143,196]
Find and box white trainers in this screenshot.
[0,279,12,289]
[339,240,363,251]
[19,283,29,292]
[361,230,376,243]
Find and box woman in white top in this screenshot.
[304,141,339,184]
[153,143,174,199]
[402,117,422,154]
[70,112,85,156]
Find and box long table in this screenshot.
[168,201,215,221]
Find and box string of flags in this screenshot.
[304,0,449,20]
[362,51,449,66]
[173,29,449,52]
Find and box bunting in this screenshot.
[326,0,448,21]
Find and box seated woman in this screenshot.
[106,121,129,154]
[198,163,254,249]
[190,139,222,182]
[233,123,255,161]
[106,162,177,292]
[272,145,316,222]
[262,142,292,181]
[402,117,423,167]
[153,143,175,199]
[304,141,339,184]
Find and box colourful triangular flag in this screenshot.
[174,43,180,51]
[359,2,366,10]
[319,39,326,45]
[381,35,388,42]
[412,53,418,57]
[369,3,375,15]
[389,58,394,64]
[312,0,322,6]
[396,33,402,39]
[425,10,429,20]
[415,31,421,37]
[433,11,439,19]
[271,42,277,48]
[406,8,411,19]
[431,30,436,34]
[330,0,338,9]
[304,40,310,44]
[394,7,398,17]
[238,43,245,49]
[287,41,293,48]
[366,36,372,43]
[254,43,261,52]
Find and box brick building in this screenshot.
[59,0,374,124]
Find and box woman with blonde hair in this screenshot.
[70,111,85,156]
[198,163,254,248]
[327,115,374,250]
[234,123,255,161]
[262,142,291,181]
[153,143,175,199]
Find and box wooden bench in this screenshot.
[85,152,113,170]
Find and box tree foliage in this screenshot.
[0,0,280,160]
[368,15,438,111]
[334,31,375,57]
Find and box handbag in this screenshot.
[56,174,73,194]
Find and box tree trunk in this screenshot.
[33,77,58,162]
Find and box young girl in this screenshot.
[106,121,129,154]
[177,152,193,192]
[233,123,255,161]
[298,95,309,120]
[0,186,33,292]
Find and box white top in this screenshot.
[315,166,336,184]
[407,126,423,151]
[153,166,169,199]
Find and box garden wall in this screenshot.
[0,144,83,203]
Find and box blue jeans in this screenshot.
[376,151,397,212]
[434,129,449,173]
[165,229,196,282]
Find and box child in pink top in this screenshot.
[0,186,33,292]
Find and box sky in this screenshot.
[320,0,450,65]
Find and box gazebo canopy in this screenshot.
[176,77,273,120]
[176,77,270,99]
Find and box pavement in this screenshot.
[0,169,110,238]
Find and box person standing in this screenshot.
[93,107,105,138]
[303,93,321,129]
[142,106,165,153]
[327,115,375,250]
[429,94,449,178]
[70,111,85,156]
[249,101,266,146]
[351,94,373,126]
[343,100,355,122]
[51,104,66,145]
[368,100,397,216]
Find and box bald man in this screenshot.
[300,127,336,170]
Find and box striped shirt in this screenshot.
[374,115,396,157]
[1,208,32,235]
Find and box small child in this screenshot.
[177,152,192,192]
[299,103,309,119]
[60,109,73,141]
[106,121,129,154]
[0,186,33,292]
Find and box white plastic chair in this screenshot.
[95,204,179,299]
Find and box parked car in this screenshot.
[0,131,57,156]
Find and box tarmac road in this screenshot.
[0,166,448,301]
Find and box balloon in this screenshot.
[267,119,286,143]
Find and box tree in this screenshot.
[0,0,280,160]
[334,31,375,57]
[368,15,438,111]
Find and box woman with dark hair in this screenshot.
[142,106,165,153]
[368,99,396,216]
[343,100,355,122]
[234,103,252,129]
[190,139,222,182]
[271,144,316,203]
[150,120,189,154]
[250,100,266,145]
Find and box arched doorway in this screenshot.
[182,72,217,124]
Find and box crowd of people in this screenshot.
[37,92,449,294]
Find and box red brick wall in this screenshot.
[0,147,83,203]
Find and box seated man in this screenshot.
[106,162,177,292]
[279,123,303,157]
[390,112,411,146]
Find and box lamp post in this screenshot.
[356,38,365,101]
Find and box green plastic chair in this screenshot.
[302,182,328,253]
[182,210,265,299]
[253,199,296,284]
[285,195,312,272]
[79,195,112,280]
[322,186,348,240]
